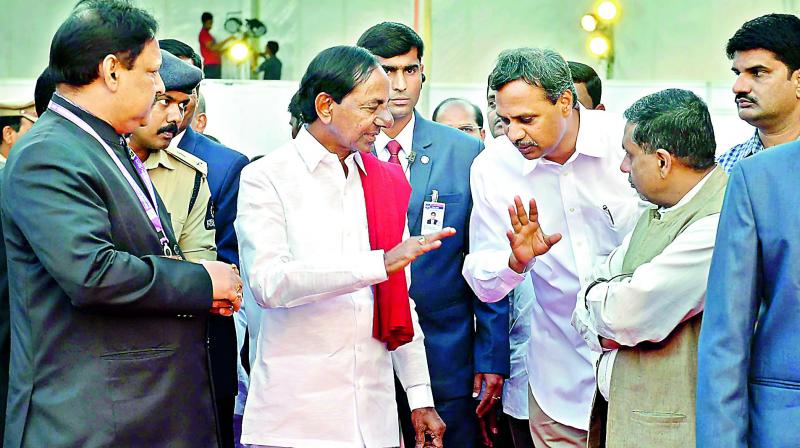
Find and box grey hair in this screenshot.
[623,88,716,171]
[489,48,577,106]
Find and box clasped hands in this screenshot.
[200,260,244,316]
[507,196,562,273]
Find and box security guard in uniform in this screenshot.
[129,50,215,263]
[0,100,37,169]
[145,144,216,262]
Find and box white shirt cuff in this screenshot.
[406,384,435,410]
[359,250,389,285]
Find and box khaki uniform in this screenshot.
[145,146,217,262]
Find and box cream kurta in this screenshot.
[236,127,433,448]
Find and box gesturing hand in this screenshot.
[384,228,456,275]
[507,196,562,273]
[200,260,243,317]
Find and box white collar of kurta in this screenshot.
[294,125,366,174]
[520,107,610,176]
[657,166,719,216]
[375,112,415,155]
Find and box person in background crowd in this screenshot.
[237,45,449,448]
[257,40,282,80]
[432,97,486,140]
[486,76,507,139]
[571,89,725,448]
[199,11,234,79]
[2,1,242,446]
[0,101,37,169]
[717,14,800,173]
[567,61,605,110]
[464,47,645,447]
[192,91,208,134]
[359,22,509,448]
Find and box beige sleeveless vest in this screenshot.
[588,168,727,448]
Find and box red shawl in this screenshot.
[358,152,414,351]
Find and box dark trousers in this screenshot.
[216,394,235,448]
[396,377,478,448]
[506,413,535,448]
[204,64,222,79]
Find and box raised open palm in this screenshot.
[506,196,562,273]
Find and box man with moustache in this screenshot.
[359,23,509,448]
[1,1,243,446]
[159,38,248,447]
[463,48,644,447]
[484,75,537,448]
[237,45,448,448]
[717,14,800,173]
[129,50,215,263]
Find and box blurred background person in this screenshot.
[432,97,486,140]
[256,40,282,80]
[199,11,234,79]
[568,61,605,110]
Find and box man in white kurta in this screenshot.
[236,45,446,448]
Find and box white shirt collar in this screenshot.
[295,125,366,174]
[376,113,415,156]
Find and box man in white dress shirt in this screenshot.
[236,45,448,448]
[570,89,725,447]
[462,47,644,446]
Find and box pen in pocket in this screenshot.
[602,205,615,226]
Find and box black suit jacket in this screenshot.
[2,96,218,448]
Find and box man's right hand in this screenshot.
[384,228,456,275]
[200,260,243,316]
[507,196,562,273]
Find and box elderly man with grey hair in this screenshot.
[463,47,645,447]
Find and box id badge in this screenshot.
[421,189,445,234]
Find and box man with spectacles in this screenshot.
[129,50,217,264]
[433,97,486,141]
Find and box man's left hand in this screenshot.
[474,373,504,417]
[411,407,446,448]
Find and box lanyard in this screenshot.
[48,100,174,257]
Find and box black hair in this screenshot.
[49,0,158,87]
[357,22,424,60]
[490,48,577,106]
[431,98,484,128]
[288,91,302,122]
[0,117,22,134]
[568,61,602,108]
[159,38,202,69]
[623,89,716,171]
[201,12,213,23]
[295,46,378,124]
[727,14,800,75]
[34,66,57,117]
[267,41,279,55]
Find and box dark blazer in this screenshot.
[697,142,800,447]
[407,113,510,401]
[178,127,249,400]
[0,170,8,443]
[178,127,249,266]
[2,97,217,448]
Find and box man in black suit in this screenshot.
[1,2,242,447]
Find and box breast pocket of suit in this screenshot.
[102,348,176,440]
[422,192,465,227]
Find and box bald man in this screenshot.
[432,98,486,141]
